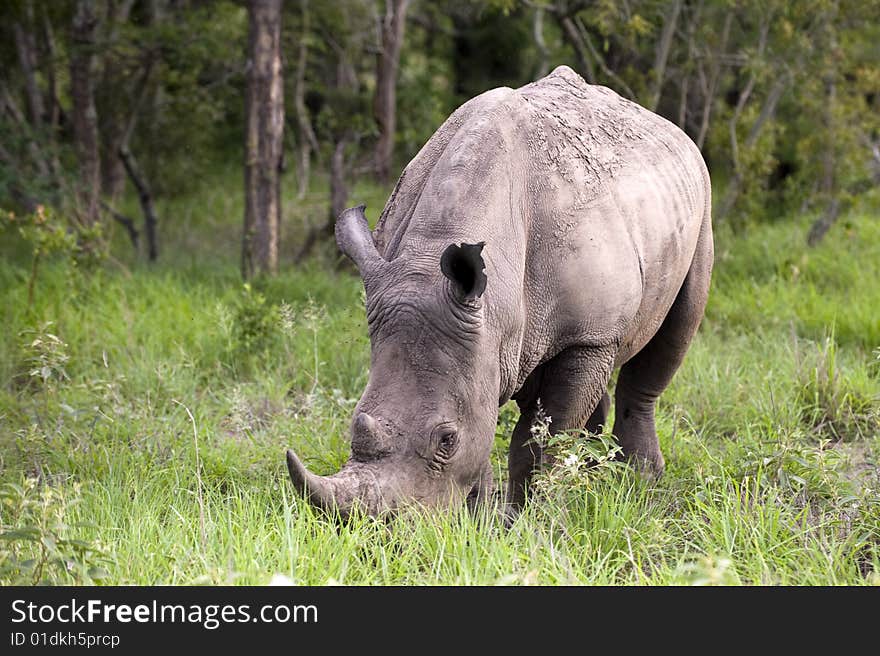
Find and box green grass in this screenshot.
[1,175,879,585]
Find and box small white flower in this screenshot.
[563,453,580,468]
[268,573,295,586]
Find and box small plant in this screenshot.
[16,321,70,393]
[301,296,328,395]
[278,300,297,334]
[744,436,848,501]
[14,425,53,479]
[795,331,877,440]
[222,385,269,438]
[231,283,281,357]
[529,403,624,498]
[0,478,111,585]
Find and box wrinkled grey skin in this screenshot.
[286,66,713,517]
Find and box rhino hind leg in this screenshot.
[506,345,617,512]
[613,219,713,475]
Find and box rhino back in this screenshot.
[512,66,710,370]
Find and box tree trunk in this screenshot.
[117,59,160,260]
[296,53,358,264]
[98,0,137,201]
[330,138,349,222]
[40,8,63,184]
[101,200,140,249]
[373,0,410,184]
[726,18,768,173]
[808,17,841,247]
[295,139,347,263]
[13,2,45,128]
[677,75,689,129]
[242,0,285,279]
[70,0,101,226]
[293,0,318,200]
[807,197,842,246]
[0,81,49,182]
[41,9,61,132]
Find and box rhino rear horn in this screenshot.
[336,205,384,276]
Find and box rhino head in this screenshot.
[286,205,499,516]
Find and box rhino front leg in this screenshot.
[506,345,616,514]
[466,460,495,513]
[585,390,611,434]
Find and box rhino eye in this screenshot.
[425,428,459,477]
[437,430,458,455]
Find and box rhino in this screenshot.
[286,65,713,517]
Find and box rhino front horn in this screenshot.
[286,449,338,510]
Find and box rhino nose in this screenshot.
[351,412,392,459]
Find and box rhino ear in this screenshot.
[440,242,487,300]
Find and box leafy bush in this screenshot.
[229,283,281,358]
[3,205,105,284]
[0,478,112,585]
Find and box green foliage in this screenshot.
[0,120,63,211]
[0,478,112,585]
[127,1,249,194]
[744,435,847,501]
[5,205,104,266]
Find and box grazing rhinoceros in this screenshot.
[286,65,713,517]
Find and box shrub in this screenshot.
[0,478,112,585]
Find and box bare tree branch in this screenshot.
[558,15,596,83]
[532,6,550,79]
[728,16,770,171]
[575,16,637,100]
[648,0,682,111]
[100,199,140,249]
[294,0,320,200]
[118,58,160,260]
[717,71,791,222]
[695,10,732,151]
